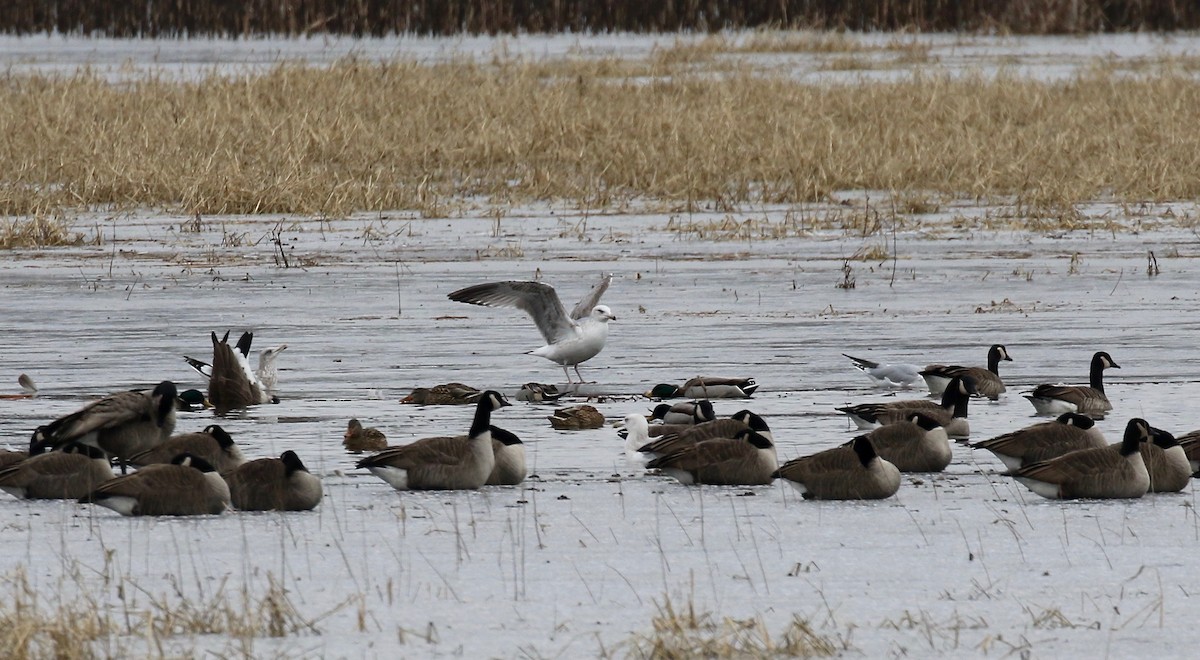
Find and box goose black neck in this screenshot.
[851,436,877,467]
[987,347,1004,374]
[940,382,970,418]
[469,398,495,438]
[1089,358,1106,393]
[1119,420,1146,456]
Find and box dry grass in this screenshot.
[1,55,1199,222]
[0,214,82,248]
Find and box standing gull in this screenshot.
[448,274,615,384]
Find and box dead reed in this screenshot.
[1,57,1199,222]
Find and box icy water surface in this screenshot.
[2,204,1200,656]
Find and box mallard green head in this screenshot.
[176,389,211,411]
[645,383,680,399]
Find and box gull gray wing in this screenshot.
[448,281,574,344]
[570,273,612,320]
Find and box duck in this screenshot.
[645,377,758,399]
[186,332,286,411]
[548,405,605,430]
[860,412,952,472]
[646,428,777,486]
[357,391,510,490]
[1009,418,1151,500]
[176,389,211,412]
[32,381,178,472]
[921,344,1012,400]
[0,443,114,500]
[650,400,716,426]
[344,418,388,453]
[78,453,231,516]
[0,374,38,400]
[400,383,482,405]
[1024,351,1119,417]
[773,436,901,500]
[843,355,922,388]
[223,451,323,511]
[487,426,526,486]
[636,410,772,461]
[836,376,977,439]
[515,382,565,403]
[127,424,245,475]
[969,413,1106,472]
[448,273,615,384]
[1134,427,1190,493]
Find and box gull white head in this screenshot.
[591,305,616,322]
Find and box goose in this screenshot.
[448,273,615,384]
[32,381,178,471]
[224,451,322,511]
[185,332,286,400]
[921,344,1012,400]
[0,449,29,469]
[401,383,482,405]
[487,426,526,486]
[0,443,114,500]
[344,418,388,454]
[651,400,716,426]
[773,436,900,500]
[0,374,38,400]
[646,428,777,486]
[127,424,245,475]
[79,453,231,516]
[548,405,605,430]
[843,355,922,388]
[969,413,1107,471]
[1009,418,1151,500]
[860,412,952,472]
[1133,427,1190,493]
[645,377,758,399]
[636,410,772,460]
[206,331,282,412]
[515,382,565,403]
[1177,429,1200,475]
[1024,351,1119,417]
[836,376,977,439]
[356,391,510,490]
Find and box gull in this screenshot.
[448,274,615,384]
[843,354,922,388]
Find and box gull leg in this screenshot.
[562,364,574,385]
[574,364,594,384]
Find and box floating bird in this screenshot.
[185,332,286,408]
[548,405,605,430]
[647,428,777,486]
[1009,418,1151,500]
[487,426,526,486]
[448,274,615,384]
[79,453,231,516]
[515,382,565,403]
[921,344,1012,400]
[128,424,245,475]
[344,418,388,453]
[651,400,716,426]
[357,391,510,490]
[223,451,322,511]
[836,376,977,439]
[843,355,922,388]
[645,377,758,399]
[0,449,29,469]
[401,383,482,405]
[32,381,178,472]
[773,436,901,500]
[1024,351,1119,417]
[859,412,952,472]
[176,389,211,412]
[969,413,1106,471]
[0,374,38,400]
[0,443,114,500]
[636,410,771,461]
[1135,427,1190,493]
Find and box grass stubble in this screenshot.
[2,34,1200,249]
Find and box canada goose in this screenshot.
[645,377,758,399]
[401,383,482,405]
[921,344,1012,400]
[0,374,38,400]
[0,449,29,469]
[344,419,388,454]
[206,331,281,412]
[548,405,605,430]
[515,382,565,403]
[1132,427,1190,493]
[651,400,717,426]
[1024,351,1119,417]
[127,424,245,475]
[79,453,231,516]
[636,410,772,460]
[1009,418,1151,500]
[646,428,777,486]
[487,426,526,486]
[843,355,922,388]
[860,412,952,472]
[224,451,322,511]
[356,391,510,490]
[32,381,178,471]
[836,376,977,439]
[1177,429,1200,475]
[0,443,114,500]
[773,436,901,500]
[176,389,211,412]
[969,413,1107,471]
[447,274,615,384]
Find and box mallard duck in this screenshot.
[0,443,114,500]
[548,405,605,430]
[515,382,565,403]
[647,429,777,486]
[970,413,1106,471]
[773,436,901,500]
[645,377,758,399]
[1024,351,1119,417]
[921,344,1012,400]
[357,391,510,490]
[837,376,977,439]
[78,453,231,516]
[223,451,322,511]
[1009,418,1150,500]
[175,389,211,411]
[344,418,388,453]
[843,355,922,388]
[127,424,245,475]
[401,383,482,405]
[448,274,615,384]
[650,400,716,425]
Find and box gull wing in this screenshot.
[448,281,575,344]
[569,273,612,320]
